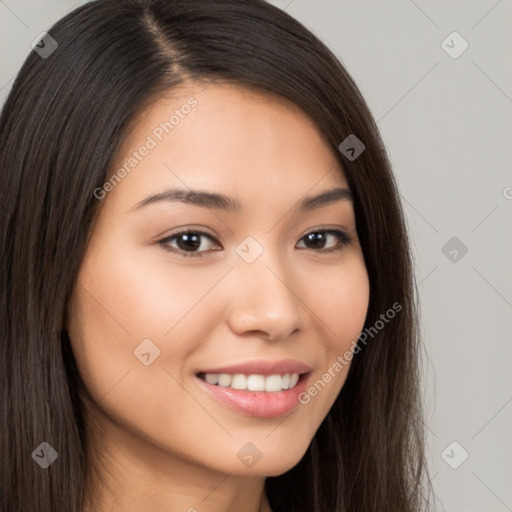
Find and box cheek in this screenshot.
[65,245,224,458]
[298,256,370,413]
[70,234,225,346]
[312,256,370,346]
[66,237,231,403]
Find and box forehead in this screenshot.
[106,82,349,210]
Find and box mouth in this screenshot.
[195,370,311,418]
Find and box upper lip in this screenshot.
[196,359,312,376]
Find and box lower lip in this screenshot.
[196,374,310,418]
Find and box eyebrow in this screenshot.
[129,186,353,213]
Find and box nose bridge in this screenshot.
[227,236,304,339]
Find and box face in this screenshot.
[67,82,370,479]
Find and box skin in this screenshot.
[67,82,370,512]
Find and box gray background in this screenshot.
[1,1,511,510]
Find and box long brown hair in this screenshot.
[0,1,431,510]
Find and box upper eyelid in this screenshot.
[160,228,218,243]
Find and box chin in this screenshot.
[228,440,311,477]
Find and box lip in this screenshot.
[196,372,310,418]
[194,359,312,418]
[196,358,312,376]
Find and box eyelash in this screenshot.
[157,228,352,258]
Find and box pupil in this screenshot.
[307,232,325,249]
[178,233,201,251]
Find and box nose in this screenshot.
[225,251,306,341]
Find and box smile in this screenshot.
[197,372,301,392]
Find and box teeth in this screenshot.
[201,372,301,392]
[247,374,265,391]
[205,373,219,385]
[231,374,247,390]
[218,374,231,387]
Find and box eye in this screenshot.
[158,229,220,257]
[296,229,352,253]
[158,228,352,258]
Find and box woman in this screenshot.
[0,1,431,510]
